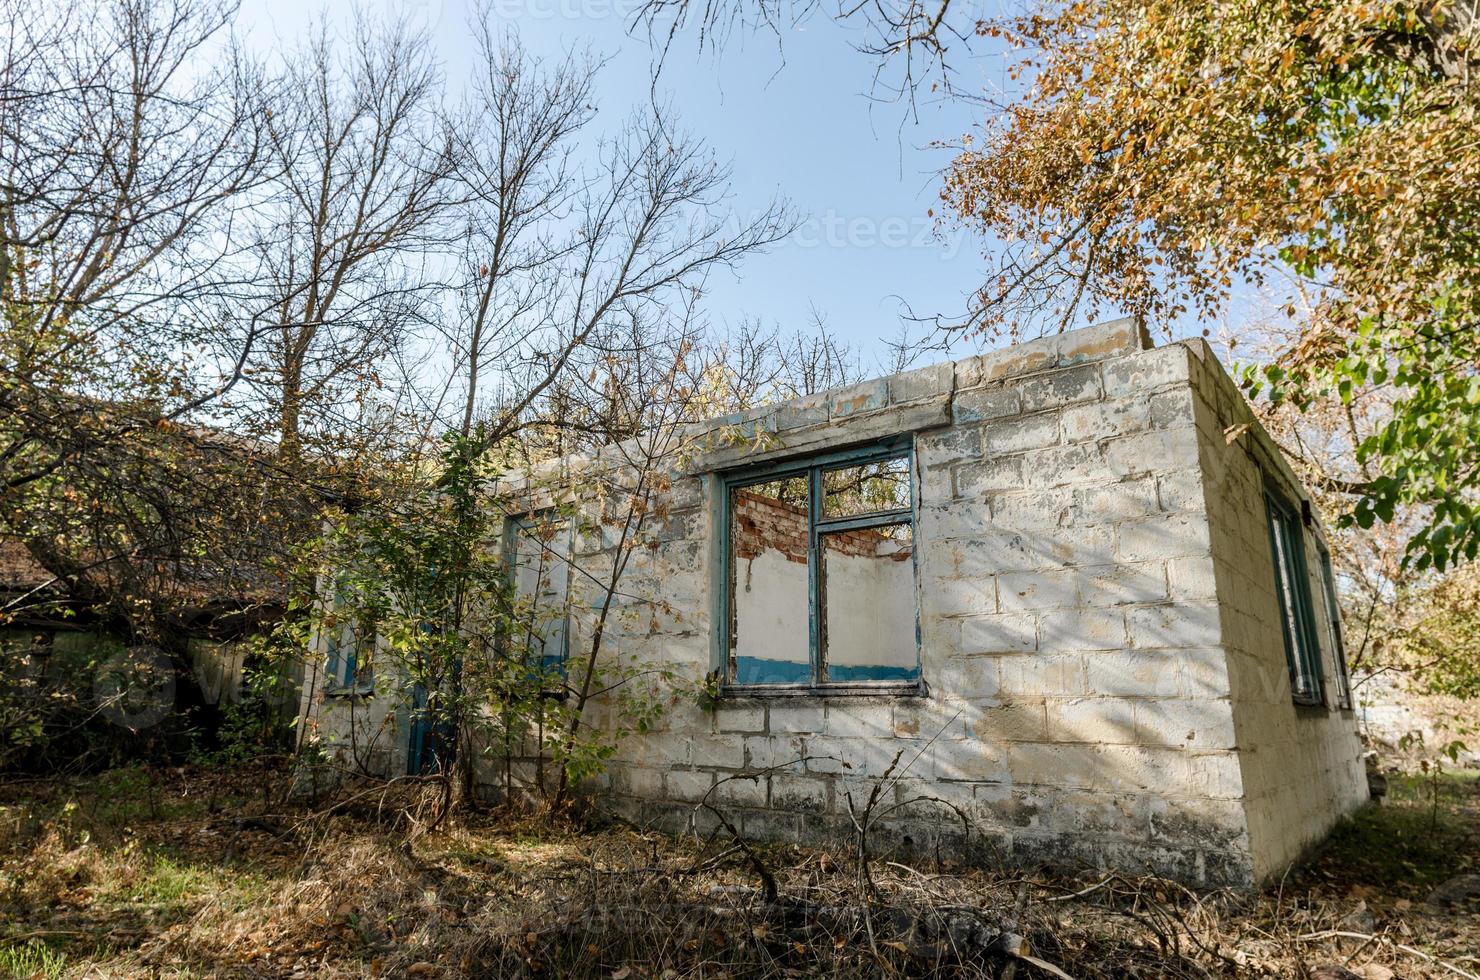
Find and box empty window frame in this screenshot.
[720,439,920,690]
[323,585,369,691]
[1264,489,1325,705]
[504,511,574,674]
[1317,546,1354,710]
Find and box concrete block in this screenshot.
[769,774,829,812]
[769,703,825,733]
[1104,428,1201,480]
[667,769,715,802]
[1016,363,1103,409]
[803,749,851,775]
[1128,603,1223,649]
[1025,444,1107,487]
[744,734,807,770]
[690,734,746,769]
[624,735,689,768]
[1046,697,1138,745]
[969,698,1048,742]
[923,576,997,618]
[981,343,1057,383]
[1079,561,1169,607]
[1094,745,1189,794]
[1134,699,1237,749]
[954,355,986,390]
[916,464,956,509]
[1149,388,1196,429]
[955,457,1027,496]
[713,772,767,807]
[832,776,891,815]
[1056,317,1147,363]
[973,783,1051,831]
[947,526,1113,574]
[998,652,1087,697]
[933,742,1009,782]
[1178,648,1232,700]
[1056,789,1152,837]
[1158,469,1208,513]
[954,385,1021,422]
[1061,398,1150,443]
[1102,345,1192,396]
[1085,651,1183,698]
[1008,742,1099,790]
[989,489,1075,528]
[998,570,1078,611]
[917,425,983,467]
[714,704,767,734]
[889,362,953,404]
[1040,608,1127,651]
[827,703,895,739]
[1072,479,1160,522]
[892,699,970,739]
[960,614,1038,655]
[1166,556,1219,601]
[934,655,1003,699]
[1186,752,1245,799]
[1116,514,1213,562]
[830,379,888,418]
[740,808,801,840]
[626,767,665,797]
[833,737,927,777]
[983,412,1061,454]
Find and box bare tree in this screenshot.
[0,0,278,492]
[240,14,455,461]
[633,0,969,106]
[683,314,863,418]
[445,50,796,451]
[0,0,285,587]
[444,20,599,439]
[0,0,321,764]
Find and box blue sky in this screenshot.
[238,0,1008,372]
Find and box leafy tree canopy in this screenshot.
[941,0,1478,571]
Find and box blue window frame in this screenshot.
[1265,489,1325,706]
[323,586,368,691]
[717,437,921,692]
[503,511,573,675]
[1317,546,1354,710]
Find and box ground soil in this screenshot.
[0,761,1476,978]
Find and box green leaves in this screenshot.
[948,0,1480,578]
[303,434,682,799]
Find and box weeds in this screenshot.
[1,761,1476,978]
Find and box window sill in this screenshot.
[324,684,374,700]
[721,680,927,699]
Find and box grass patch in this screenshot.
[0,760,1477,978]
[1306,771,1479,898]
[0,939,67,980]
[116,852,220,906]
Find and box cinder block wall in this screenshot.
[302,318,1365,886]
[297,632,411,780]
[558,318,1362,887]
[1185,343,1368,882]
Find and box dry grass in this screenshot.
[0,762,1476,979]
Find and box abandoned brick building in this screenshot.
[302,318,1367,887]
